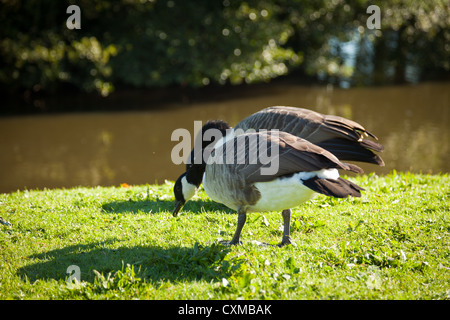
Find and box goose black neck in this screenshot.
[185,163,204,187]
[186,120,231,187]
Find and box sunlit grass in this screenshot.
[0,172,449,299]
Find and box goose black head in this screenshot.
[173,173,187,217]
[172,167,203,217]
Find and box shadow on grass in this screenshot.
[101,198,233,215]
[18,241,233,284]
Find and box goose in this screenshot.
[173,106,383,215]
[173,128,365,246]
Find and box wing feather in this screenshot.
[209,131,362,184]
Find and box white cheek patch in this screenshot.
[181,176,198,201]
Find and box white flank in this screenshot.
[296,168,339,180]
[250,169,339,212]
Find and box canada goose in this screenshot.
[174,129,364,246]
[173,106,383,215]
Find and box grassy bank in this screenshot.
[0,172,449,300]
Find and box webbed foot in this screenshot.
[219,239,242,246]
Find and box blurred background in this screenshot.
[0,0,449,193]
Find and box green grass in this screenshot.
[0,172,449,299]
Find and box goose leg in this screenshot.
[222,209,247,246]
[280,209,292,246]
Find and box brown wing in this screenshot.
[234,106,376,143]
[209,131,362,184]
[233,106,384,165]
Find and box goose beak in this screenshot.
[173,200,185,217]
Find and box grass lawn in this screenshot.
[0,172,449,300]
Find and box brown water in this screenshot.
[1,81,449,193]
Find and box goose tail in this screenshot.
[317,138,385,166]
[303,176,364,198]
